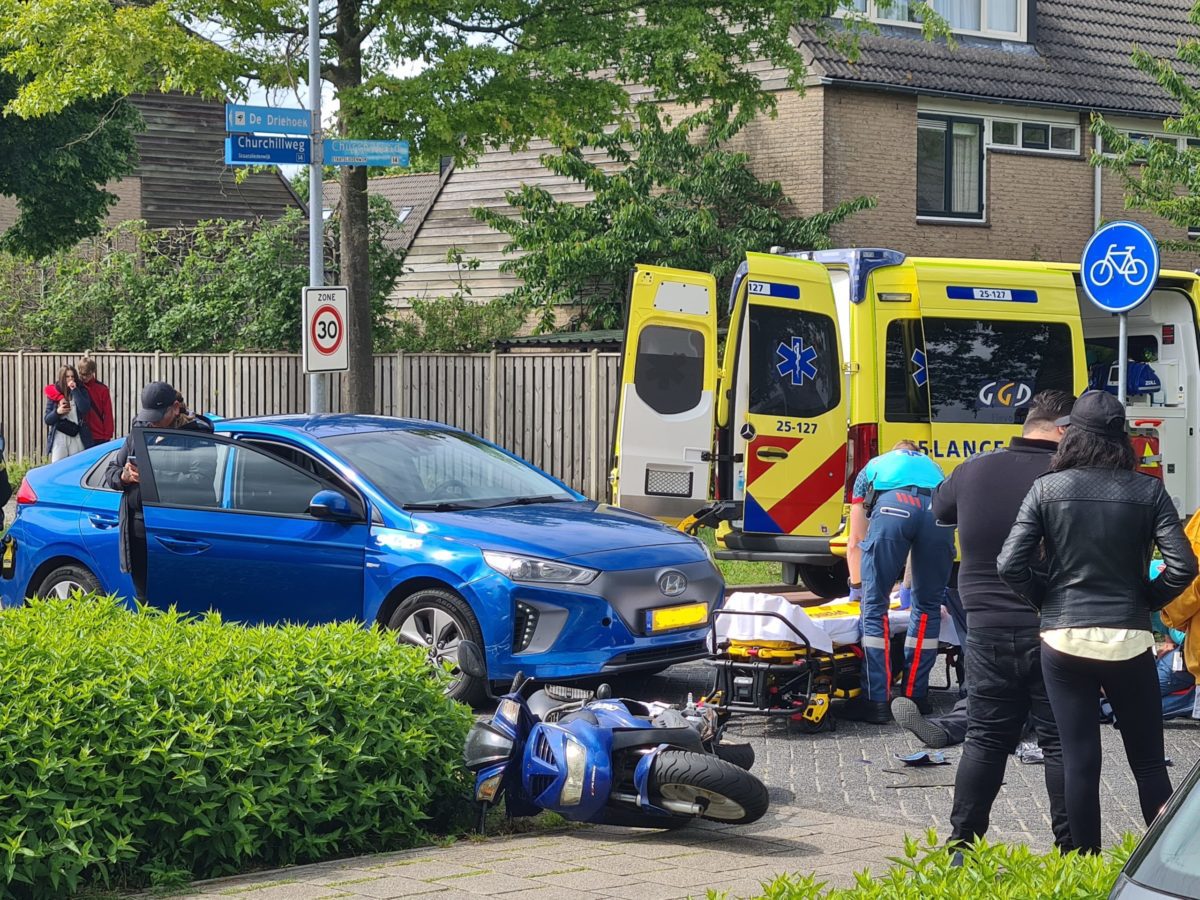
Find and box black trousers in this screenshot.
[128,519,148,601]
[1041,643,1171,854]
[949,626,1071,850]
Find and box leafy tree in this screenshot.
[0,73,139,258]
[0,203,404,351]
[1,0,868,410]
[476,105,876,330]
[1090,1,1200,248]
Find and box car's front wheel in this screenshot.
[387,587,488,706]
[36,563,102,599]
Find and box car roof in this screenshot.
[214,414,461,440]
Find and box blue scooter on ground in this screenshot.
[458,641,769,832]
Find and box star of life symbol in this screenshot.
[911,348,928,388]
[776,337,819,387]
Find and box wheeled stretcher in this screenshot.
[703,592,962,732]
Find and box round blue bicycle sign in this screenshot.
[1080,220,1160,313]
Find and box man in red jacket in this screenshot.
[77,357,114,443]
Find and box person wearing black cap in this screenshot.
[999,390,1198,854]
[102,381,186,600]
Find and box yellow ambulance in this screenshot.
[611,249,1199,597]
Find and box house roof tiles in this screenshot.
[802,0,1199,117]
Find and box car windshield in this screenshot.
[1125,760,1200,896]
[324,428,574,509]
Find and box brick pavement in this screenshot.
[164,662,1200,899]
[168,809,915,899]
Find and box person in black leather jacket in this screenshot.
[998,390,1197,854]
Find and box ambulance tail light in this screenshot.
[844,423,878,502]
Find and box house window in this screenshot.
[848,0,1022,40]
[918,115,984,220]
[986,118,1078,154]
[991,120,1018,146]
[396,205,414,225]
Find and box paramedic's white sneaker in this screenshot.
[892,697,952,748]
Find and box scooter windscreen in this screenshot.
[464,721,516,770]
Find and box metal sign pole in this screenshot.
[307,0,326,415]
[1118,312,1128,407]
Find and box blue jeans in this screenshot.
[1158,650,1196,719]
[860,488,956,701]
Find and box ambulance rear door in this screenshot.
[611,265,718,522]
[910,261,1084,472]
[738,253,848,539]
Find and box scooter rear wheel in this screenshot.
[649,750,769,824]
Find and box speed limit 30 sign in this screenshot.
[303,286,349,373]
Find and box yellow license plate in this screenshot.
[647,602,709,632]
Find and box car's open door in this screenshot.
[611,265,718,523]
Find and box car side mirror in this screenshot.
[307,489,358,522]
[457,640,488,679]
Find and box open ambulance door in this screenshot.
[611,265,718,523]
[735,253,848,540]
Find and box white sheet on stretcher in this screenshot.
[715,591,961,653]
[716,592,835,653]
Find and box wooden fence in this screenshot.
[0,351,622,498]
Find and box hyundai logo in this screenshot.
[658,570,688,597]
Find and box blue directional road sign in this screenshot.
[225,134,311,166]
[1080,220,1160,314]
[326,139,410,167]
[225,104,312,136]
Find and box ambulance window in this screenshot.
[923,319,1074,424]
[747,306,840,418]
[884,320,930,423]
[633,325,705,415]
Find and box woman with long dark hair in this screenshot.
[43,364,93,462]
[998,391,1197,853]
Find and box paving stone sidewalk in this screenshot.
[169,808,919,900]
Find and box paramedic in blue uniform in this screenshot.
[842,440,955,724]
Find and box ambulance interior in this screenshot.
[1078,285,1200,516]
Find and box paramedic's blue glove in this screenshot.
[899,586,912,610]
[848,583,862,603]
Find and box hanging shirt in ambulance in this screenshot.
[851,449,945,507]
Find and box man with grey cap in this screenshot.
[103,381,185,600]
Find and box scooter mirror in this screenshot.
[596,684,612,700]
[458,640,488,679]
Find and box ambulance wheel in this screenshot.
[794,562,850,600]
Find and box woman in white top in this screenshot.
[42,365,93,462]
[998,390,1197,854]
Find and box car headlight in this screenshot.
[559,737,587,806]
[484,551,598,585]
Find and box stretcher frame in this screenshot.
[703,607,862,731]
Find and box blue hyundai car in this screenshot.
[0,415,722,703]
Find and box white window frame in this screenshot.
[1095,118,1200,158]
[987,117,1080,155]
[843,0,1026,43]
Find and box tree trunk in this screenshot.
[333,0,373,413]
[338,163,373,412]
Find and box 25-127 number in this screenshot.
[775,420,818,434]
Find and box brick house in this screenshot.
[394,0,1200,311]
[0,92,304,240]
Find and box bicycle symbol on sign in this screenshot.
[1089,244,1150,288]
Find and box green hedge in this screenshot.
[745,831,1136,899]
[0,597,473,896]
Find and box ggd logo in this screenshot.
[977,380,1033,409]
